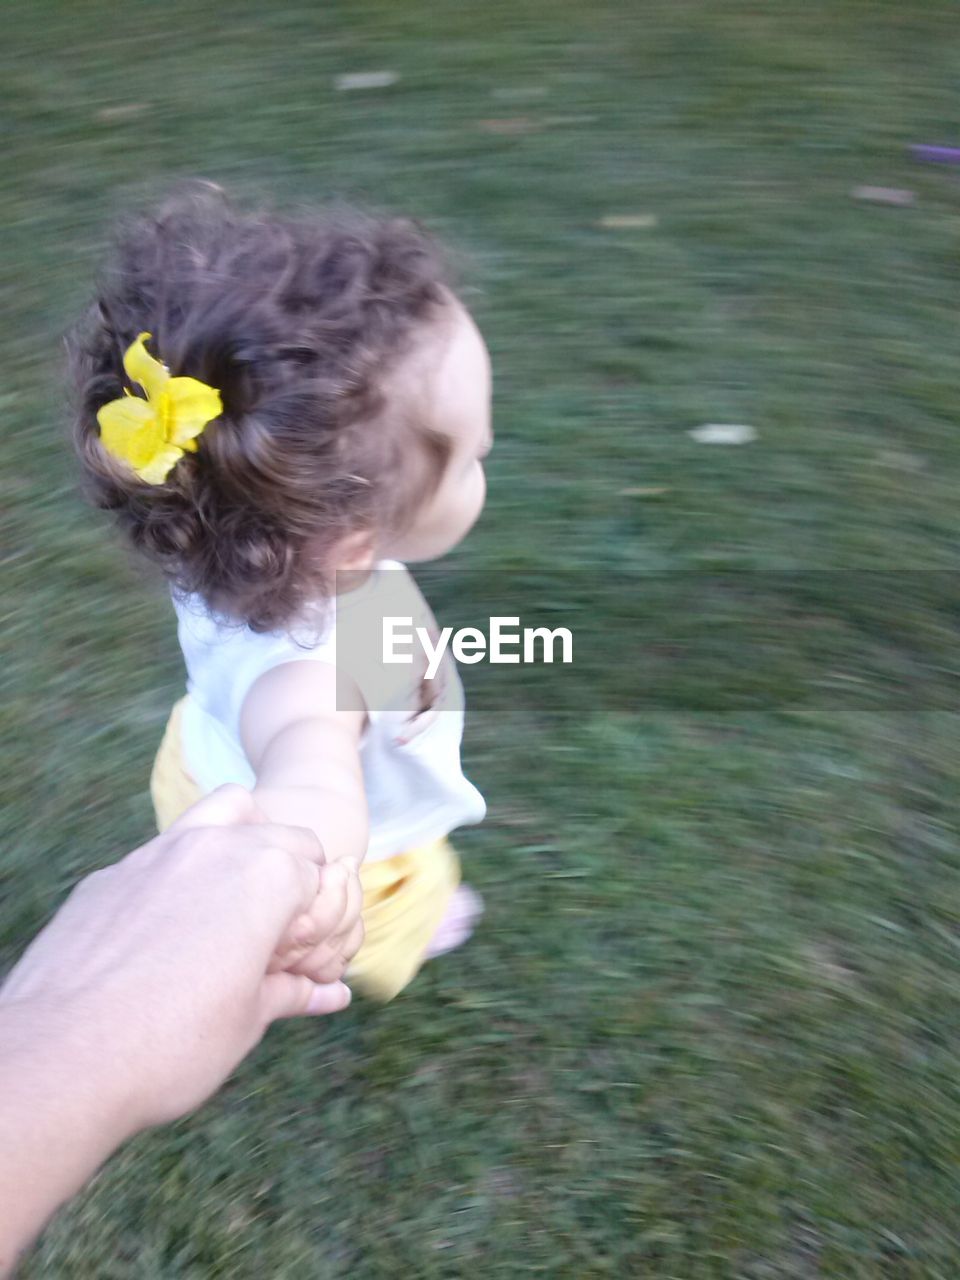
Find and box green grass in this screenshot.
[2,0,960,1274]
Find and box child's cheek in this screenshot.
[463,465,486,532]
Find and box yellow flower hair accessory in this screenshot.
[96,332,223,484]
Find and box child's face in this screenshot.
[385,300,493,564]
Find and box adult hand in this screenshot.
[0,785,364,1269]
[1,784,359,1128]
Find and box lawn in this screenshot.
[2,1,960,1275]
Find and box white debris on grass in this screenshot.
[95,103,150,122]
[598,214,658,229]
[689,423,758,445]
[872,449,926,471]
[850,185,915,206]
[335,71,399,91]
[477,117,539,134]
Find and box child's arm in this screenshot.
[240,661,368,868]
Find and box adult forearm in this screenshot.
[0,789,362,1272]
[0,1001,132,1273]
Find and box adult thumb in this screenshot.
[261,971,352,1022]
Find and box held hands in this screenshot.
[0,786,364,1135]
[271,850,365,988]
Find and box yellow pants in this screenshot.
[150,699,460,1001]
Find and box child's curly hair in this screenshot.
[67,181,454,631]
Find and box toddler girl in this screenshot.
[68,183,492,1000]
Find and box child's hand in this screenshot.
[269,857,364,985]
[394,621,451,745]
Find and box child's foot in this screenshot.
[425,884,484,958]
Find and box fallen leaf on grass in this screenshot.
[477,117,540,135]
[491,86,549,101]
[597,214,658,229]
[851,185,915,206]
[545,114,599,127]
[804,942,858,989]
[689,423,757,445]
[95,103,149,122]
[872,449,926,471]
[335,71,398,91]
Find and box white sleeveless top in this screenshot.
[174,562,486,862]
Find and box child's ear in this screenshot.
[332,529,377,572]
